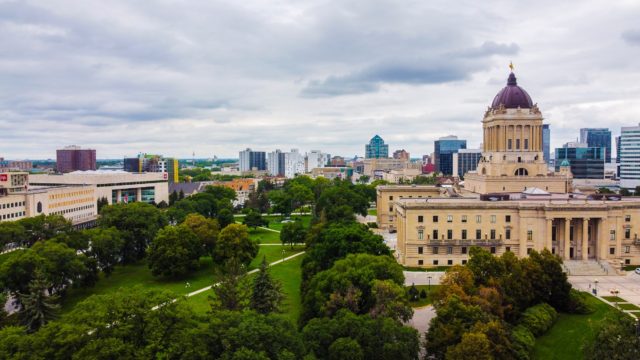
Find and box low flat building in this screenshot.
[381,168,422,184]
[311,167,353,180]
[363,158,411,178]
[29,170,169,205]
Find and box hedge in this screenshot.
[519,303,558,337]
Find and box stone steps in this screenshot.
[563,260,614,276]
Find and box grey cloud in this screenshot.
[622,30,640,46]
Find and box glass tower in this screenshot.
[365,135,389,158]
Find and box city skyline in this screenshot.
[1,1,640,159]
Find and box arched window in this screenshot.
[482,167,487,175]
[514,168,528,176]
[37,202,42,213]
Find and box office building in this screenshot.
[580,128,612,163]
[542,124,551,164]
[393,149,410,161]
[284,149,305,178]
[452,149,482,179]
[0,158,32,172]
[267,150,286,176]
[434,136,466,175]
[620,124,640,189]
[554,144,605,179]
[239,148,266,172]
[616,135,621,164]
[330,156,346,167]
[390,70,640,268]
[363,158,410,177]
[306,150,330,172]
[123,154,179,183]
[56,146,96,173]
[365,135,389,158]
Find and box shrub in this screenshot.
[510,325,535,360]
[567,289,594,314]
[519,303,557,337]
[420,289,427,299]
[367,222,378,229]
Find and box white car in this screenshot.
[635,268,640,275]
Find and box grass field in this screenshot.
[601,296,626,303]
[407,285,440,307]
[533,294,618,359]
[367,209,377,216]
[249,227,281,244]
[263,215,312,231]
[617,303,640,310]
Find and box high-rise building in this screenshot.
[123,154,179,183]
[239,148,266,172]
[554,143,604,179]
[616,135,621,164]
[580,128,612,163]
[452,149,482,179]
[365,135,389,158]
[542,124,551,164]
[56,146,96,173]
[434,136,466,175]
[393,149,410,161]
[284,149,305,178]
[306,150,330,172]
[267,149,286,176]
[620,124,640,189]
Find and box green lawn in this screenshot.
[407,285,440,307]
[263,215,312,231]
[249,227,281,244]
[533,294,619,359]
[617,303,640,311]
[602,296,626,303]
[249,245,304,270]
[367,209,377,216]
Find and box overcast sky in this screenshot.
[1,0,640,160]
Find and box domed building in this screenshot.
[463,71,569,194]
[389,69,640,269]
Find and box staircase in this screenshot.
[562,260,616,276]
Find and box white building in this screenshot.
[306,150,330,172]
[267,149,284,176]
[620,124,640,189]
[284,149,305,178]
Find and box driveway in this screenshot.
[404,271,444,286]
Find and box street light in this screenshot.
[594,279,599,295]
[610,289,620,308]
[427,275,433,296]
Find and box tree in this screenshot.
[85,227,123,276]
[301,254,407,323]
[20,215,73,247]
[288,183,314,212]
[169,191,178,206]
[210,258,251,311]
[147,225,203,278]
[329,337,363,360]
[621,188,631,196]
[269,190,292,217]
[183,213,220,255]
[250,257,284,314]
[96,197,109,213]
[99,202,168,263]
[18,271,59,332]
[218,208,235,229]
[280,220,307,248]
[243,209,267,229]
[316,186,368,222]
[0,222,26,248]
[635,186,640,196]
[585,312,640,360]
[32,240,90,295]
[215,224,258,265]
[0,249,43,299]
[0,291,7,326]
[445,332,492,360]
[156,200,168,209]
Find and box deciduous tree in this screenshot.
[147,225,203,278]
[215,224,258,265]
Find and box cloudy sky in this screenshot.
[1,0,640,160]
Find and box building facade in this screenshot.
[619,124,640,189]
[124,154,179,183]
[580,128,612,163]
[452,149,482,179]
[267,150,286,176]
[554,145,604,179]
[542,124,551,164]
[390,70,640,268]
[365,135,389,159]
[239,148,266,172]
[434,136,466,175]
[56,146,96,173]
[284,149,305,178]
[376,185,445,231]
[306,150,330,172]
[393,149,410,161]
[363,158,410,177]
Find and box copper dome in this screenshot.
[491,72,533,109]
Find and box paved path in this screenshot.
[569,273,640,312]
[404,271,444,286]
[259,243,304,246]
[407,305,436,336]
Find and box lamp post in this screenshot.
[594,279,599,295]
[610,289,620,308]
[427,275,433,296]
[282,248,286,263]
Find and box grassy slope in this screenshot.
[533,294,618,360]
[407,285,441,308]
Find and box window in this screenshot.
[527,248,532,255]
[625,228,631,239]
[447,229,453,240]
[448,260,453,265]
[524,139,529,150]
[462,259,468,265]
[625,259,631,265]
[461,247,467,254]
[418,215,424,223]
[506,246,511,252]
[447,246,453,254]
[625,215,631,222]
[476,229,481,239]
[433,260,439,265]
[508,139,512,150]
[490,247,496,254]
[610,230,616,241]
[418,260,424,265]
[490,215,496,223]
[433,246,439,254]
[461,215,467,223]
[527,230,533,241]
[418,229,424,240]
[433,215,439,223]
[418,246,423,254]
[516,139,520,149]
[490,229,496,239]
[447,215,453,223]
[625,246,630,254]
[610,247,615,255]
[389,196,393,200]
[506,229,511,240]
[433,230,438,240]
[505,215,511,223]
[461,230,467,240]
[389,207,393,212]
[476,215,482,223]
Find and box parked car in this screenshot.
[634,267,640,275]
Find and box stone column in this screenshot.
[582,218,589,260]
[598,218,608,260]
[564,218,571,260]
[546,218,553,251]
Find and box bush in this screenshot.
[519,303,557,337]
[420,289,427,299]
[366,222,378,229]
[511,325,535,360]
[567,289,594,314]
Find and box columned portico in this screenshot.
[564,218,571,260]
[582,218,589,260]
